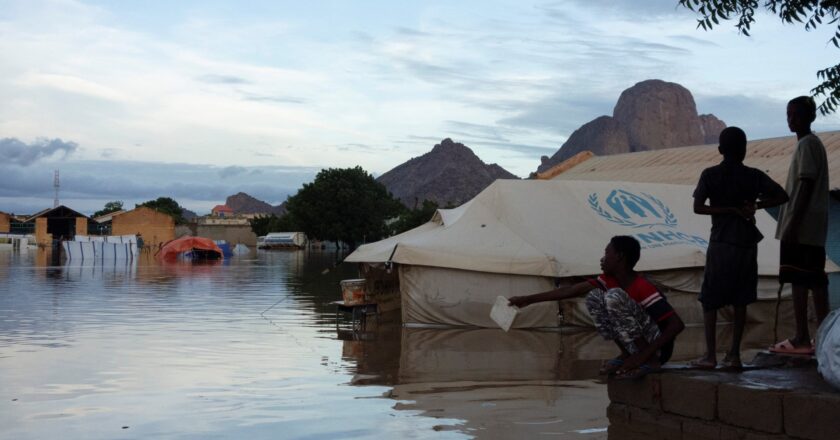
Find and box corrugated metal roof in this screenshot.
[548,130,840,189]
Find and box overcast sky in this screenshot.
[2,0,839,215]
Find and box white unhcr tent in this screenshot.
[346,179,836,328]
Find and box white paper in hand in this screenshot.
[490,296,518,332]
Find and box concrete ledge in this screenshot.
[606,354,840,440]
[607,374,660,409]
[718,383,784,433]
[661,373,718,420]
[784,392,840,440]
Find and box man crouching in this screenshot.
[509,235,685,379]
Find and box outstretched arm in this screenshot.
[508,280,593,308]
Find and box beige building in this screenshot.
[25,205,89,246]
[111,207,175,248]
[196,224,257,246]
[0,211,9,233]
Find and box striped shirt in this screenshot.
[588,274,676,323]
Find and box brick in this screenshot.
[718,383,784,433]
[660,373,718,420]
[743,433,791,440]
[628,406,682,439]
[784,392,840,440]
[682,418,722,440]
[718,425,747,440]
[606,402,630,424]
[607,374,661,410]
[607,424,650,440]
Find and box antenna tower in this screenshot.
[53,170,60,208]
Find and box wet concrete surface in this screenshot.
[608,352,839,440]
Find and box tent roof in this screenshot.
[542,130,840,189]
[346,179,786,277]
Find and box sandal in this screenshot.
[614,364,661,380]
[768,339,815,355]
[599,357,624,375]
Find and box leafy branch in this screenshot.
[678,0,840,114]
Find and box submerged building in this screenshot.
[0,211,10,233]
[25,205,89,246]
[111,206,175,249]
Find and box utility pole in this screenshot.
[53,170,60,208]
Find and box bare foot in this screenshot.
[720,353,742,370]
[688,356,716,370]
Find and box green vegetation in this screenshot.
[679,0,840,114]
[249,213,297,237]
[92,200,123,218]
[137,197,187,224]
[389,200,441,235]
[283,166,402,249]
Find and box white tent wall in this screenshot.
[399,265,558,328]
[347,179,834,329]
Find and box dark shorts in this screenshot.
[779,241,828,288]
[699,241,758,311]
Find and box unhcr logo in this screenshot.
[588,190,677,229]
[588,189,707,250]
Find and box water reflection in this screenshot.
[0,249,793,439]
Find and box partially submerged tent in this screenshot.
[346,179,837,328]
[157,236,223,261]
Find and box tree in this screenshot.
[679,0,840,114]
[389,199,440,235]
[284,166,402,249]
[138,197,187,224]
[249,213,298,237]
[93,200,123,218]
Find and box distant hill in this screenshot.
[377,138,519,208]
[225,192,286,215]
[536,79,726,174]
[182,208,197,220]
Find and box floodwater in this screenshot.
[0,247,787,439]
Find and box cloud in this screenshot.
[242,94,305,104]
[470,140,556,158]
[218,165,248,179]
[0,159,319,215]
[0,138,78,166]
[497,92,616,136]
[196,74,251,84]
[696,93,840,140]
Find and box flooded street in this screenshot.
[0,248,784,439]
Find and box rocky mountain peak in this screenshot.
[225,192,285,215]
[536,79,726,174]
[378,138,518,208]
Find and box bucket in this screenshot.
[340,279,367,305]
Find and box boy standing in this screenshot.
[771,96,831,355]
[692,127,788,369]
